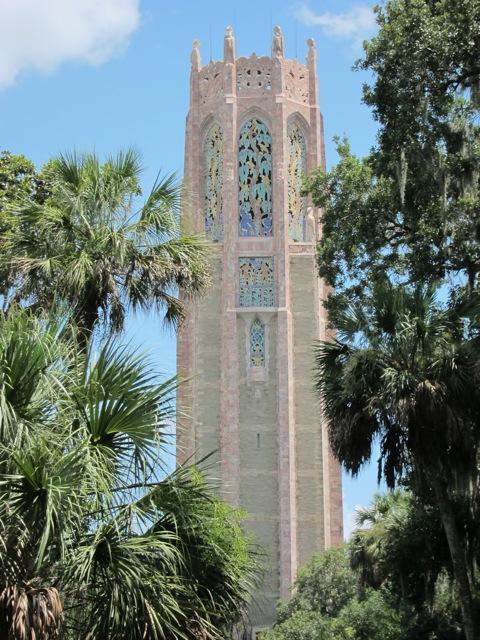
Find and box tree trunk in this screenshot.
[74,298,99,353]
[432,477,478,640]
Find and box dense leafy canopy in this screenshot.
[0,150,50,215]
[306,1,480,637]
[305,0,480,321]
[0,312,257,640]
[314,283,480,637]
[360,0,480,150]
[266,492,467,640]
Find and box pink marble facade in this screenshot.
[177,28,343,622]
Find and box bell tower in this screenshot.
[177,27,343,629]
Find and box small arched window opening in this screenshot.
[250,318,265,367]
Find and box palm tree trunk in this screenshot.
[431,477,478,640]
[75,297,99,353]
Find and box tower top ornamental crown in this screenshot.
[190,26,318,107]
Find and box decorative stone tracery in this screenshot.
[200,61,224,105]
[181,29,345,627]
[239,257,274,307]
[203,123,223,240]
[287,122,308,241]
[238,118,273,236]
[284,60,309,104]
[249,318,265,367]
[236,56,272,94]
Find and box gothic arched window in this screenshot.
[287,122,308,241]
[250,318,265,367]
[204,123,223,241]
[238,118,273,236]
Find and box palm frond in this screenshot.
[2,149,212,338]
[315,282,480,488]
[74,340,177,489]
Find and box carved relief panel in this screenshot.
[203,123,223,240]
[239,257,274,307]
[284,60,309,104]
[236,55,272,94]
[287,122,308,241]
[199,61,224,105]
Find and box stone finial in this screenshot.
[307,38,316,65]
[272,25,284,58]
[224,25,235,63]
[191,40,201,71]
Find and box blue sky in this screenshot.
[0,0,382,537]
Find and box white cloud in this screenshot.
[295,3,376,46]
[0,0,140,90]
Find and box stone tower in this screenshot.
[177,27,343,631]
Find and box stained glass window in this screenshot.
[250,318,265,367]
[204,123,223,240]
[238,118,273,236]
[287,123,308,241]
[239,257,274,307]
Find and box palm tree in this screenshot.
[0,311,257,640]
[1,150,210,346]
[349,492,402,593]
[350,490,452,611]
[315,282,480,640]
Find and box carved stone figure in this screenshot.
[307,38,316,65]
[224,25,235,63]
[306,206,316,241]
[191,40,201,71]
[272,25,284,58]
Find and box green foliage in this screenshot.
[0,149,211,341]
[0,150,52,302]
[266,548,354,640]
[266,609,333,640]
[305,1,480,320]
[315,282,480,489]
[148,470,259,636]
[265,546,410,640]
[0,311,258,640]
[267,492,467,640]
[277,547,356,623]
[305,124,480,320]
[314,282,480,635]
[350,491,451,605]
[305,4,480,636]
[359,0,480,148]
[0,150,49,215]
[331,589,409,640]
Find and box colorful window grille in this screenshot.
[250,318,265,367]
[204,123,223,240]
[287,122,308,241]
[239,257,274,307]
[238,118,273,236]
